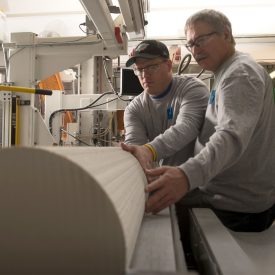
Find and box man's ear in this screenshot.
[129,48,136,57]
[166,59,173,70]
[223,26,232,43]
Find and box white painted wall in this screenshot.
[1,0,275,67]
[147,0,275,38]
[1,0,86,39]
[4,0,82,13]
[2,0,275,39]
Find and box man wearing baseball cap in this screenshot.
[121,40,209,172]
[125,40,170,67]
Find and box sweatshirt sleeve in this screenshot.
[123,96,148,145]
[149,78,209,160]
[179,74,265,190]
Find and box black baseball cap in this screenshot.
[126,40,170,67]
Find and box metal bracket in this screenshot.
[19,100,31,106]
[0,91,12,102]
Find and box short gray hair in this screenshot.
[184,9,235,45]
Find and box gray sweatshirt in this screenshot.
[124,75,209,166]
[180,51,275,213]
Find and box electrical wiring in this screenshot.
[49,91,114,134]
[60,128,91,146]
[4,35,102,80]
[177,53,192,75]
[91,127,110,138]
[88,97,118,109]
[176,53,213,80]
[77,128,110,140]
[102,57,132,102]
[1,43,9,82]
[90,112,114,138]
[7,36,102,49]
[79,23,88,35]
[95,137,114,145]
[76,125,112,146]
[89,111,114,146]
[49,56,130,138]
[196,68,205,78]
[38,36,95,45]
[49,95,120,136]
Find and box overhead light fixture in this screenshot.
[118,0,145,38]
[79,0,119,47]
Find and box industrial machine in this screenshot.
[0,0,146,147]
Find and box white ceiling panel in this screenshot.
[146,0,275,38]
[1,0,275,40]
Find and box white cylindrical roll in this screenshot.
[0,146,147,274]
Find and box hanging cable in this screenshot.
[50,56,131,136]
[196,68,205,78]
[49,91,114,134]
[2,43,9,82]
[60,128,91,146]
[102,57,132,102]
[177,53,192,75]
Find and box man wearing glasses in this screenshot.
[122,40,209,170]
[125,9,275,233]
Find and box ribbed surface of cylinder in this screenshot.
[0,146,147,274]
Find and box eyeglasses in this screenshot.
[133,60,167,76]
[185,31,217,52]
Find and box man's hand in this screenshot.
[120,143,159,182]
[120,143,155,170]
[145,166,190,214]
